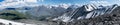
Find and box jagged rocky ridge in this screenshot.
[57,6,120,25]
[52,4,119,22]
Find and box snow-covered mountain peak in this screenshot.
[58,4,71,9]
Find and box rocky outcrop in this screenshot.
[52,4,118,22]
[54,6,120,25]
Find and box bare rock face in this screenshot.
[52,4,118,22]
[54,6,120,25]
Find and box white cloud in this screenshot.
[90,1,111,6]
[0,0,44,8]
[24,0,44,3]
[24,0,38,3]
[3,0,44,3]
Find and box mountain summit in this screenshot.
[52,4,119,22]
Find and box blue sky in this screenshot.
[38,0,120,5]
[39,0,90,5]
[0,0,4,2]
[0,0,120,5]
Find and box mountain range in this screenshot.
[0,2,119,22]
